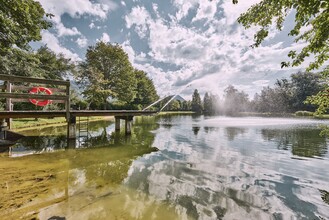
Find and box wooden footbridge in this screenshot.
[0,74,157,143]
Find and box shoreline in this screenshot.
[12,116,115,132]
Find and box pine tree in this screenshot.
[191,89,203,114]
[203,92,212,115]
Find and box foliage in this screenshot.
[203,92,212,115]
[253,72,323,113]
[36,46,75,79]
[223,85,249,114]
[0,46,74,79]
[0,48,42,77]
[203,92,220,115]
[0,0,52,54]
[191,89,203,114]
[234,0,329,117]
[290,72,324,111]
[130,69,159,110]
[235,0,329,72]
[77,42,137,109]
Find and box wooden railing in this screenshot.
[0,74,70,128]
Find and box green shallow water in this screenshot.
[1,115,329,219]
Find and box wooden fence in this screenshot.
[0,74,70,129]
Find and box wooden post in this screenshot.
[67,116,76,139]
[115,116,121,131]
[5,81,12,129]
[65,80,70,122]
[125,116,133,135]
[0,119,8,140]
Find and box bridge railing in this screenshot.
[0,74,70,128]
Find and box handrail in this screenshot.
[0,74,70,86]
[0,74,71,129]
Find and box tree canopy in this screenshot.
[131,69,159,109]
[0,0,52,54]
[77,42,137,109]
[191,89,203,114]
[234,0,329,73]
[0,46,74,79]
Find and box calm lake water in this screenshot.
[1,115,329,220]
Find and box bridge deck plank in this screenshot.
[0,110,157,119]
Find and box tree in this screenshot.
[251,72,323,113]
[290,72,324,111]
[223,85,249,114]
[203,92,212,115]
[234,0,329,114]
[0,46,74,79]
[235,0,329,72]
[131,69,159,109]
[0,0,52,54]
[169,100,181,111]
[191,89,203,114]
[36,46,75,80]
[0,48,41,77]
[77,42,137,109]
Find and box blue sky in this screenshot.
[36,0,309,99]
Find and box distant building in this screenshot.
[172,95,185,102]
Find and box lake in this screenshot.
[1,115,329,219]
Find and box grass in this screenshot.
[295,111,314,116]
[11,116,113,131]
[314,114,329,119]
[157,111,195,115]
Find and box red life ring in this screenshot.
[29,87,53,106]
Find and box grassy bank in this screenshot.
[12,116,114,131]
[157,111,195,115]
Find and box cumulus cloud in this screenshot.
[56,23,81,37]
[125,6,150,38]
[41,31,81,62]
[38,0,117,38]
[38,0,310,98]
[38,0,117,23]
[192,0,217,22]
[173,0,199,21]
[122,0,310,98]
[100,33,110,43]
[76,36,88,48]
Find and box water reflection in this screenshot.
[1,116,329,219]
[261,128,328,158]
[225,127,246,141]
[124,116,329,219]
[192,127,200,135]
[0,117,177,220]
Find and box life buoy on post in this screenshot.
[29,87,53,106]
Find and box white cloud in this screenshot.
[41,31,81,62]
[125,6,151,38]
[38,0,117,39]
[56,23,81,37]
[36,0,312,98]
[76,37,88,48]
[173,0,199,21]
[89,22,95,29]
[222,0,262,25]
[121,40,136,63]
[252,80,270,89]
[38,0,117,23]
[192,0,217,22]
[100,33,110,43]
